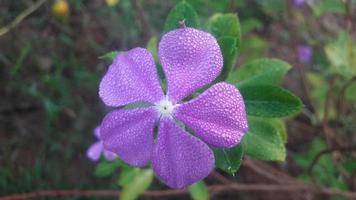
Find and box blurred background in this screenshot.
[1,0,356,199]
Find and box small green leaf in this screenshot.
[208,13,241,49]
[242,117,286,161]
[239,36,266,60]
[343,159,356,174]
[228,58,291,86]
[11,45,31,76]
[99,51,119,61]
[266,118,288,143]
[188,181,209,200]
[94,161,121,177]
[253,118,288,143]
[306,72,335,121]
[241,18,263,34]
[214,144,243,174]
[164,1,199,32]
[120,169,154,200]
[118,167,140,187]
[147,36,158,63]
[256,0,287,17]
[146,36,165,81]
[216,36,237,81]
[239,85,302,118]
[309,0,346,17]
[325,31,356,77]
[345,80,356,102]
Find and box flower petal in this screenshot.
[86,142,103,161]
[152,119,214,189]
[99,48,164,107]
[100,108,157,166]
[159,27,223,102]
[103,150,117,161]
[175,82,248,148]
[94,126,101,139]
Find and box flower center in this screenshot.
[155,98,175,118]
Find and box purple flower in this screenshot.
[98,27,248,188]
[292,0,305,7]
[298,45,313,63]
[87,126,117,161]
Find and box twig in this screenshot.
[345,0,353,32]
[242,158,308,200]
[319,76,354,180]
[212,183,356,199]
[243,158,296,184]
[2,182,356,200]
[0,189,186,200]
[229,0,236,12]
[336,76,356,118]
[133,0,152,41]
[0,104,41,115]
[0,0,47,37]
[322,77,336,148]
[210,171,233,184]
[3,159,356,200]
[308,146,356,178]
[242,158,356,199]
[286,0,314,113]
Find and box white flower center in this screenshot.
[155,98,175,118]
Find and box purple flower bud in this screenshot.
[86,126,117,161]
[298,45,313,63]
[292,0,305,7]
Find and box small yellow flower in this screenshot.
[105,0,120,7]
[52,0,69,17]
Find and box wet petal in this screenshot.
[175,82,248,148]
[100,108,157,166]
[86,142,103,161]
[152,119,214,189]
[103,150,117,161]
[94,126,101,139]
[99,48,164,107]
[159,28,223,102]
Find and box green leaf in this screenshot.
[345,80,356,102]
[266,118,288,143]
[146,36,165,81]
[239,85,302,118]
[242,117,286,161]
[120,169,154,200]
[308,0,346,17]
[188,181,209,200]
[11,45,31,76]
[239,36,266,61]
[214,144,243,174]
[216,36,237,81]
[256,118,288,143]
[94,161,121,177]
[343,159,356,174]
[306,72,335,121]
[228,58,291,86]
[147,36,158,63]
[241,18,263,34]
[208,13,241,49]
[164,1,199,32]
[118,167,140,187]
[255,0,287,17]
[99,51,119,61]
[325,31,356,78]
